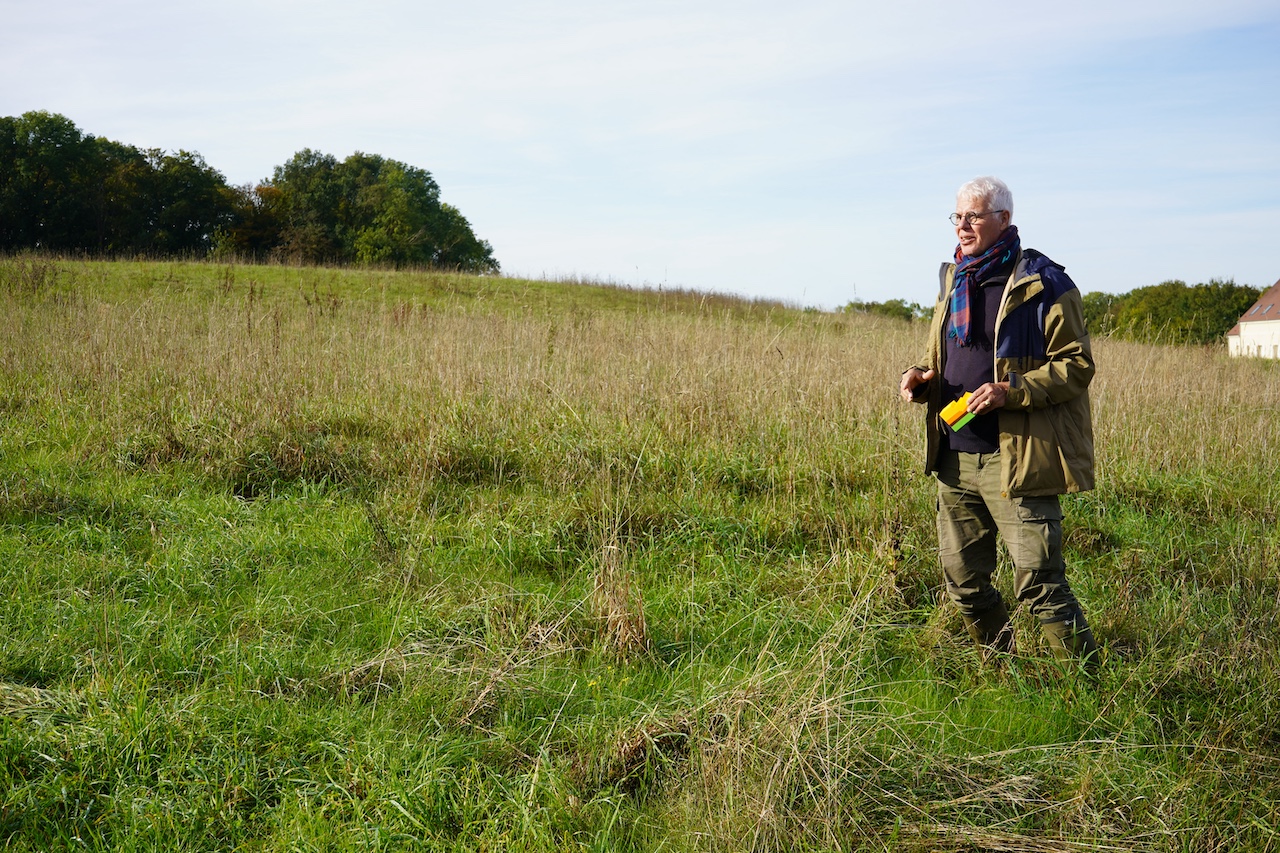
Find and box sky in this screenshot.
[3,0,1279,309]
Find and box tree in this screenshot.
[434,203,499,273]
[216,183,285,259]
[344,155,442,265]
[1081,290,1121,337]
[270,149,342,262]
[149,149,235,254]
[1,112,499,272]
[89,137,154,254]
[1111,279,1259,345]
[1183,279,1261,343]
[267,149,499,272]
[1,111,236,256]
[0,111,98,251]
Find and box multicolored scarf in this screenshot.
[948,225,1020,347]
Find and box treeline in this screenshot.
[1081,278,1258,345]
[0,111,499,272]
[844,279,1257,347]
[841,298,931,322]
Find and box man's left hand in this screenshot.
[967,381,1010,413]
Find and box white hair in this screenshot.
[957,176,1013,219]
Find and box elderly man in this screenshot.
[900,176,1098,666]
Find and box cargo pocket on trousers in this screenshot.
[1008,496,1063,573]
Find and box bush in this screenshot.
[842,298,931,323]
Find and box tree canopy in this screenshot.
[0,111,235,256]
[1082,279,1259,345]
[0,112,499,273]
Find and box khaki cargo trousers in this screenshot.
[935,449,1086,626]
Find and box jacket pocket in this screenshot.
[1048,396,1095,492]
[1002,410,1068,496]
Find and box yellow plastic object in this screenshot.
[940,392,975,431]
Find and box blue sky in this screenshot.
[4,0,1278,308]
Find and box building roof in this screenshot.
[1227,277,1280,337]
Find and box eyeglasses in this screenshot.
[949,210,1005,226]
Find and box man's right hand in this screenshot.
[899,367,935,402]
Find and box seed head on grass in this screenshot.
[0,680,84,721]
[591,538,649,659]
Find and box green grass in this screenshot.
[3,255,1280,851]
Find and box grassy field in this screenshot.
[2,255,1280,852]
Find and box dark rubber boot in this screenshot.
[1041,614,1099,671]
[963,599,1014,656]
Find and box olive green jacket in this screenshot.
[910,249,1095,497]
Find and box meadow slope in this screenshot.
[2,257,1280,852]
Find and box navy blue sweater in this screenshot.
[941,260,1014,453]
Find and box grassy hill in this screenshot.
[2,256,1280,851]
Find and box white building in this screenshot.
[1227,279,1280,359]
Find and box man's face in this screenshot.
[954,195,1011,257]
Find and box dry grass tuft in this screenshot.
[591,538,649,659]
[0,680,82,719]
[573,712,698,796]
